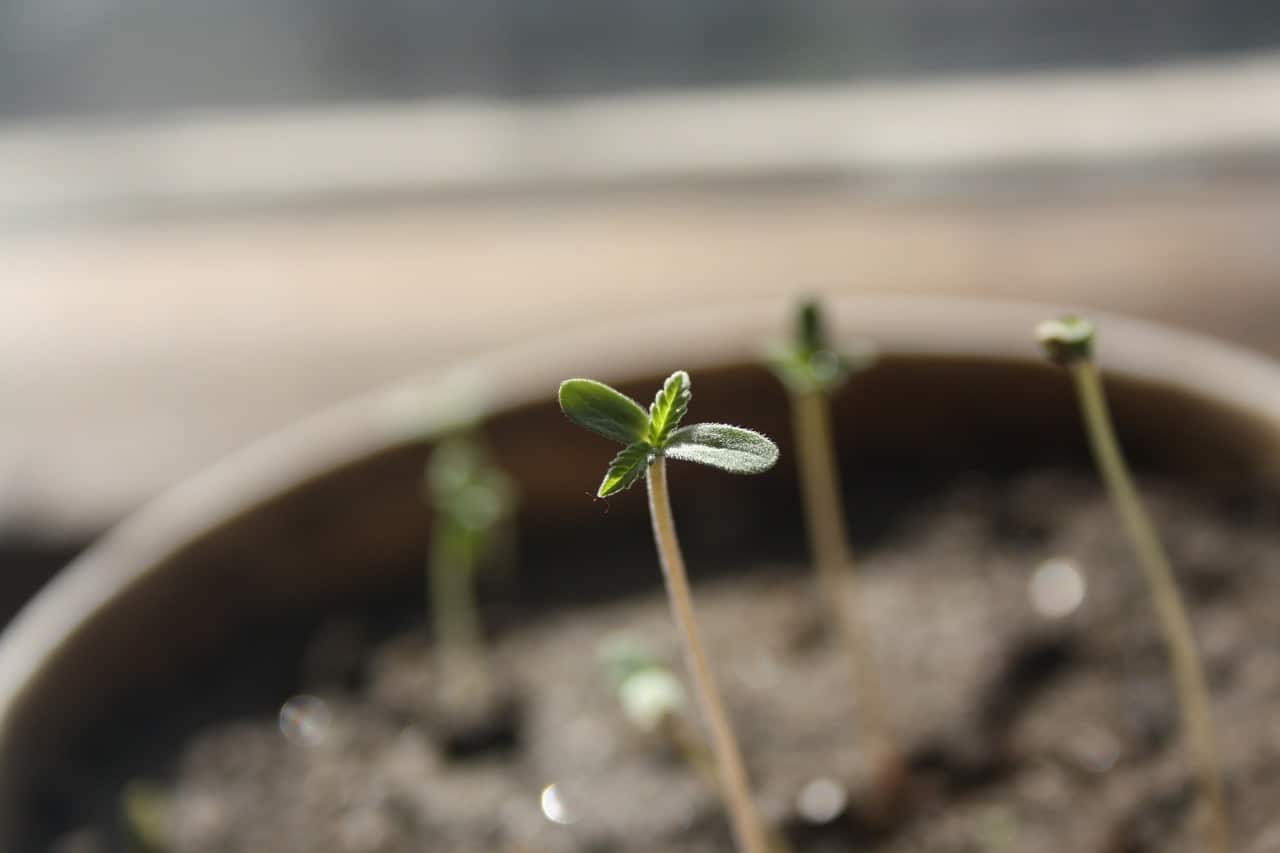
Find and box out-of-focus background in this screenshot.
[2,0,1279,618]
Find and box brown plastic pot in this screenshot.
[1,296,1278,847]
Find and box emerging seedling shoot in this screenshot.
[767,300,902,803]
[598,634,716,785]
[1037,315,1230,853]
[599,635,798,853]
[560,371,778,853]
[425,434,517,712]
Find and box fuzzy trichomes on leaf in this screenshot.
[558,370,779,498]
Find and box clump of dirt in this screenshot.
[53,472,1280,853]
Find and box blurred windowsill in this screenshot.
[1,51,1279,558]
[2,50,1280,226]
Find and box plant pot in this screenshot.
[2,296,1278,851]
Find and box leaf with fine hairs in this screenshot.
[664,423,779,474]
[647,370,691,446]
[559,379,650,446]
[598,442,652,497]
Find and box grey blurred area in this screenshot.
[1,0,1280,619]
[2,0,1279,116]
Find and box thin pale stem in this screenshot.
[792,391,900,785]
[660,714,796,853]
[647,458,769,853]
[429,531,489,705]
[660,714,721,791]
[1071,361,1230,853]
[430,532,482,654]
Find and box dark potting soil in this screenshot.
[52,471,1280,853]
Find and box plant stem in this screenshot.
[430,532,481,654]
[659,714,797,853]
[429,531,488,705]
[647,457,769,853]
[1070,361,1230,853]
[791,390,900,792]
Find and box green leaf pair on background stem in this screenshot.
[765,299,905,815]
[766,298,876,396]
[559,371,779,497]
[424,433,517,692]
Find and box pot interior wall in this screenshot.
[6,355,1279,846]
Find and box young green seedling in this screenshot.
[599,635,798,845]
[598,635,716,781]
[767,300,902,801]
[559,371,777,853]
[598,635,798,853]
[425,434,517,710]
[1037,315,1230,853]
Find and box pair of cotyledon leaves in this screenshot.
[559,370,779,498]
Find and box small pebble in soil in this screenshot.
[1028,558,1086,619]
[173,791,227,847]
[540,782,580,825]
[795,777,848,824]
[732,652,782,692]
[1062,725,1122,775]
[338,804,394,853]
[278,695,333,747]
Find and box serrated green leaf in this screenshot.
[598,441,652,497]
[559,379,650,445]
[664,423,779,474]
[647,370,691,446]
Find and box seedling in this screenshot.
[599,635,798,853]
[1037,315,1230,853]
[598,635,715,782]
[767,300,902,801]
[425,434,517,710]
[559,370,778,853]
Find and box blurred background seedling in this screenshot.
[766,299,903,810]
[599,634,796,853]
[599,634,714,774]
[424,432,518,717]
[1038,315,1230,853]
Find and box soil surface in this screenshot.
[53,471,1280,853]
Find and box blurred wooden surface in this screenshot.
[0,175,1278,542]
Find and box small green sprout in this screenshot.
[767,299,902,804]
[599,634,691,736]
[598,636,796,853]
[560,371,776,853]
[1038,315,1230,853]
[598,635,716,811]
[425,434,517,708]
